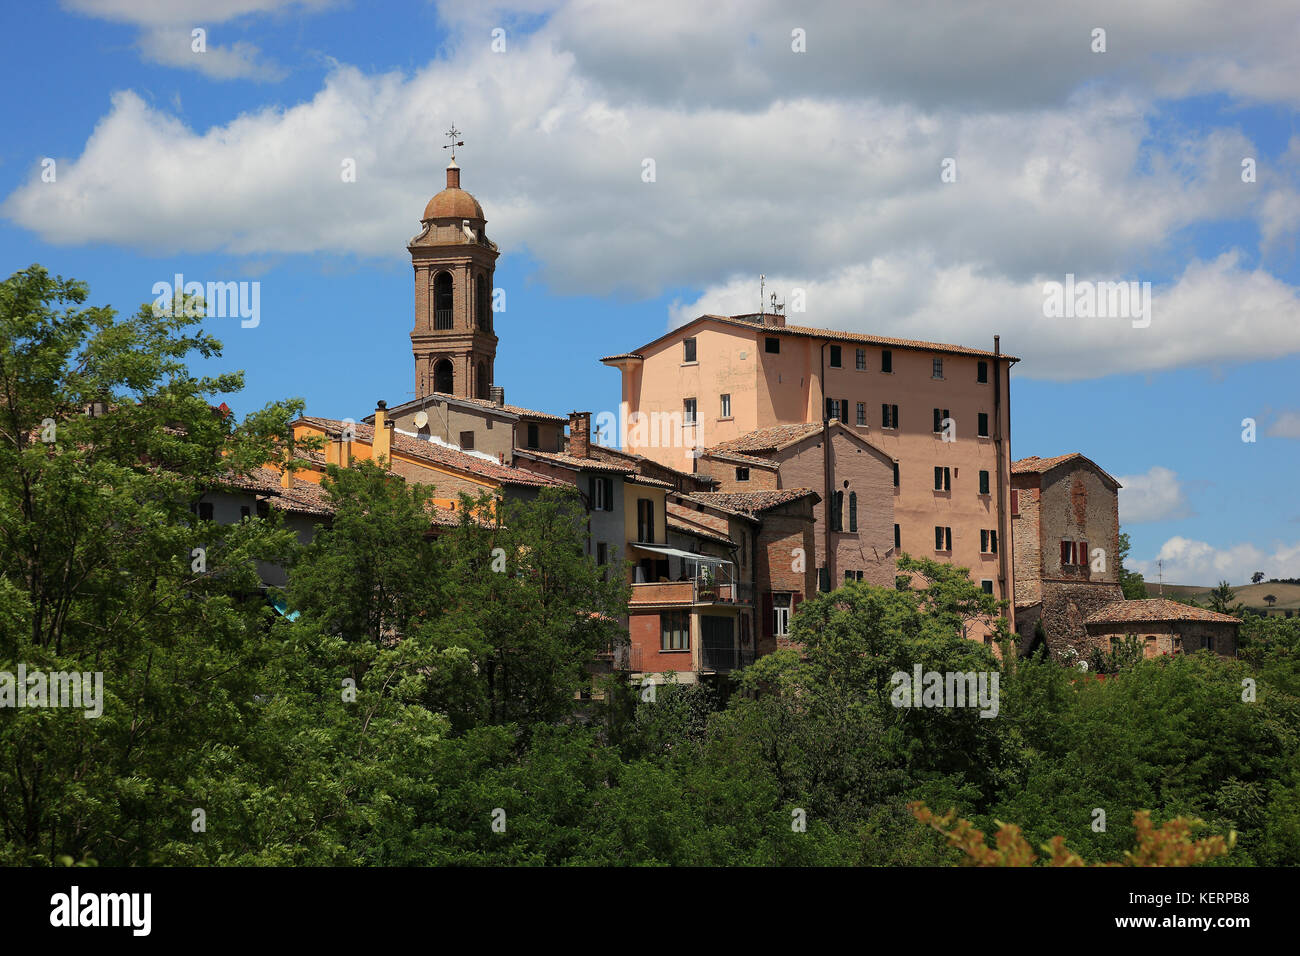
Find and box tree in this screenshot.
[1264,594,1278,608]
[1117,531,1148,600]
[1252,571,1265,585]
[1208,580,1245,616]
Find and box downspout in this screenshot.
[821,342,834,591]
[993,335,1011,635]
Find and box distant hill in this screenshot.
[1151,582,1300,614]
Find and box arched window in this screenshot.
[433,272,453,329]
[477,362,489,399]
[433,358,453,394]
[477,275,491,332]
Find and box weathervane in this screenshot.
[443,124,464,161]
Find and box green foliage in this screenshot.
[1117,531,1148,600]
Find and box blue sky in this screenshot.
[2,0,1298,585]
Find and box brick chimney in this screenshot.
[569,411,592,458]
[373,400,392,463]
[326,438,342,468]
[446,161,460,189]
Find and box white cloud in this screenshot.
[61,0,334,80]
[5,1,1299,380]
[1266,411,1300,439]
[1133,536,1300,586]
[1116,466,1191,524]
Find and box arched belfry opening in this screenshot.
[433,358,454,394]
[433,272,454,330]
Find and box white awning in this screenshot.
[632,543,732,566]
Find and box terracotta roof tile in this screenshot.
[296,417,566,488]
[219,467,335,517]
[687,488,819,515]
[1012,452,1121,486]
[708,422,823,455]
[514,449,636,474]
[1086,598,1242,625]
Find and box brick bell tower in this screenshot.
[409,136,499,401]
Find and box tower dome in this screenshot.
[422,161,484,221]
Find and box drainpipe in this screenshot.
[993,335,1011,634]
[820,342,834,591]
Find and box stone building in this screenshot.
[1085,598,1241,658]
[1011,453,1124,657]
[695,420,896,590]
[601,314,1017,630]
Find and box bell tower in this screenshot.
[409,131,499,401]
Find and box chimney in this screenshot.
[569,411,592,458]
[446,161,460,189]
[280,467,292,489]
[326,438,342,467]
[490,385,505,407]
[373,400,392,463]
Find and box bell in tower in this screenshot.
[409,130,500,401]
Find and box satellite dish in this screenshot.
[413,410,429,428]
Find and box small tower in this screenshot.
[409,137,499,401]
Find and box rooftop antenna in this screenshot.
[771,291,784,316]
[760,274,765,319]
[443,124,464,161]
[1158,559,1164,597]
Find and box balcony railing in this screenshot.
[700,645,755,673]
[628,575,753,607]
[434,309,454,329]
[613,643,642,672]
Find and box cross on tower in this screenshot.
[443,124,464,161]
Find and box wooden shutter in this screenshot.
[849,492,857,532]
[1081,541,1089,567]
[882,404,890,427]
[792,592,803,615]
[1011,489,1019,515]
[603,477,613,511]
[981,529,989,552]
[762,592,773,638]
[1061,540,1071,565]
[945,528,952,551]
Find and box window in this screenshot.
[735,466,750,482]
[881,403,899,429]
[477,275,491,332]
[433,271,454,329]
[240,505,250,520]
[893,461,900,487]
[683,337,697,363]
[596,542,608,565]
[831,491,844,532]
[844,570,864,583]
[829,345,842,368]
[932,408,950,433]
[980,529,998,554]
[894,523,901,550]
[589,476,613,511]
[1060,540,1089,567]
[765,336,781,354]
[977,360,989,383]
[827,398,840,421]
[977,412,990,437]
[933,466,951,491]
[934,526,953,551]
[684,398,697,424]
[720,393,731,418]
[459,430,475,450]
[661,610,690,650]
[856,402,866,426]
[981,579,994,595]
[881,350,892,373]
[855,348,867,370]
[527,423,539,449]
[979,470,990,495]
[848,491,857,532]
[932,357,944,379]
[773,593,792,637]
[637,498,656,543]
[197,501,214,521]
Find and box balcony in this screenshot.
[629,548,752,607]
[434,309,454,329]
[699,644,755,673]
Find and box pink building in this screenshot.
[602,312,1018,632]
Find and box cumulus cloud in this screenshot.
[1266,411,1300,439]
[1116,466,1191,524]
[61,0,333,80]
[1133,536,1300,586]
[6,1,1299,380]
